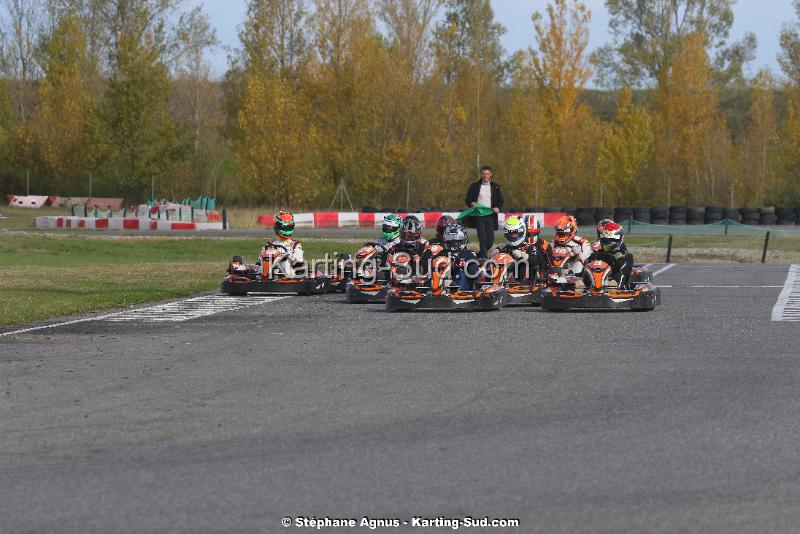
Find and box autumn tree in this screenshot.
[375,0,440,208]
[595,0,756,89]
[654,32,723,205]
[310,0,392,205]
[0,0,42,122]
[232,0,322,207]
[430,0,504,207]
[597,87,655,205]
[26,13,98,193]
[530,0,599,204]
[94,0,186,199]
[171,6,223,197]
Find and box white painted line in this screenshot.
[691,285,784,288]
[0,312,124,337]
[772,265,800,322]
[0,294,289,336]
[652,264,676,277]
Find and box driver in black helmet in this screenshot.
[390,217,432,279]
[429,214,455,251]
[431,222,481,290]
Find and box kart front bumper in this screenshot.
[385,285,507,311]
[541,286,660,311]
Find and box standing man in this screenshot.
[465,166,503,258]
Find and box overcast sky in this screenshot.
[188,0,793,82]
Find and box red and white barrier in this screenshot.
[257,211,565,228]
[34,216,223,231]
[7,195,49,208]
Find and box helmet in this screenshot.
[274,211,295,237]
[596,218,613,238]
[503,216,526,246]
[382,214,402,241]
[554,215,577,245]
[443,223,468,252]
[523,215,541,245]
[599,221,624,252]
[435,215,455,239]
[400,217,422,245]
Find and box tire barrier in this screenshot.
[633,207,652,223]
[686,207,706,225]
[740,207,760,226]
[776,207,797,225]
[669,206,687,225]
[34,216,223,231]
[650,206,668,225]
[594,207,614,224]
[613,206,633,222]
[704,206,724,224]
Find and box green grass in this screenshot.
[0,234,357,327]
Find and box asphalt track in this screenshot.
[1,263,799,533]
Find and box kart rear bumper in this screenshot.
[385,285,506,311]
[541,286,660,310]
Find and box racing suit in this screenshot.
[554,236,592,275]
[362,235,399,281]
[432,248,481,290]
[494,239,554,283]
[390,241,431,284]
[260,238,305,278]
[585,242,634,289]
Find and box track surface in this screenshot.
[2,264,799,533]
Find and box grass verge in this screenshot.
[0,234,356,327]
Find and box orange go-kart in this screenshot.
[541,259,660,311]
[385,254,506,311]
[344,243,391,303]
[221,243,330,296]
[484,251,542,306]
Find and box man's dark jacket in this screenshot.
[464,180,504,230]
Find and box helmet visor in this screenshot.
[505,228,524,242]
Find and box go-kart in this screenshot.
[541,259,660,311]
[485,251,542,306]
[221,244,328,295]
[344,244,391,303]
[385,255,506,311]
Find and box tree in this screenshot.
[780,0,800,86]
[375,0,440,207]
[529,0,599,204]
[430,0,504,206]
[171,6,224,196]
[739,70,779,205]
[654,32,721,205]
[0,0,42,122]
[26,13,99,193]
[597,87,655,205]
[232,0,322,207]
[95,1,185,199]
[595,0,756,88]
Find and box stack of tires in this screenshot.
[740,207,760,226]
[594,207,614,224]
[613,206,633,223]
[686,207,705,225]
[722,207,740,222]
[669,206,687,225]
[575,207,595,226]
[776,207,798,225]
[759,207,777,225]
[650,206,668,224]
[705,206,724,223]
[633,207,651,223]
